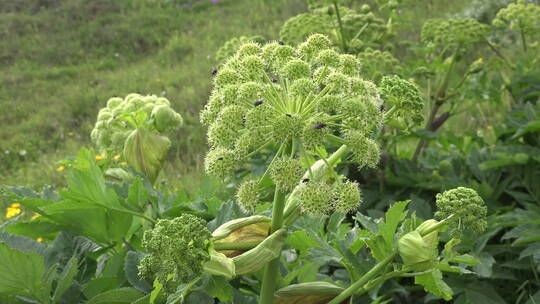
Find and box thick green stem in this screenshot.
[259,188,286,304]
[213,241,261,251]
[328,254,396,304]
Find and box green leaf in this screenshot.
[86,288,144,304]
[52,257,78,302]
[82,278,119,300]
[472,252,495,278]
[286,230,320,253]
[379,201,409,248]
[0,232,46,255]
[6,221,62,239]
[206,276,233,302]
[127,178,151,209]
[125,251,152,293]
[0,242,49,303]
[414,269,453,301]
[450,254,479,266]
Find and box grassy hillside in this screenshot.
[0,0,306,187]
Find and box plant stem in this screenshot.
[213,241,261,251]
[328,215,454,304]
[332,0,348,52]
[108,206,156,224]
[259,188,286,304]
[328,253,397,304]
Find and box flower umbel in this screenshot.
[434,187,488,236]
[138,214,211,292]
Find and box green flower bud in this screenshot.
[282,59,311,80]
[239,55,265,79]
[271,113,304,141]
[380,75,424,130]
[345,131,380,168]
[200,93,223,126]
[435,187,488,235]
[124,128,171,183]
[236,180,260,214]
[398,230,438,272]
[215,68,241,87]
[279,14,334,46]
[107,97,123,109]
[290,78,316,97]
[339,54,359,76]
[324,71,350,94]
[204,148,237,179]
[297,181,333,216]
[316,95,340,114]
[315,49,340,67]
[237,42,262,57]
[339,98,382,134]
[302,114,331,150]
[332,179,362,213]
[238,81,265,103]
[152,105,183,132]
[270,158,304,192]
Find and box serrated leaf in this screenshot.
[286,230,319,253]
[0,242,49,303]
[414,269,453,300]
[379,201,409,248]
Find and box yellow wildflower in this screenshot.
[10,202,21,208]
[5,207,21,219]
[56,165,65,172]
[36,237,43,243]
[95,155,105,160]
[31,213,41,220]
[114,154,121,160]
[67,132,75,136]
[120,161,128,166]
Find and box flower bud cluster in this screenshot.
[493,0,540,37]
[297,177,362,216]
[379,75,424,130]
[357,48,402,82]
[91,94,183,157]
[138,214,211,292]
[216,35,266,64]
[202,34,387,183]
[421,18,489,50]
[279,6,387,51]
[434,187,487,235]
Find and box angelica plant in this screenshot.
[201,33,424,304]
[492,0,540,52]
[279,3,389,52]
[91,93,183,183]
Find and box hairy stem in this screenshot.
[259,188,287,304]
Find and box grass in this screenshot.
[0,0,306,188]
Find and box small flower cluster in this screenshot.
[91,94,183,157]
[5,202,21,219]
[379,75,424,130]
[279,5,387,51]
[216,35,266,63]
[493,0,540,38]
[138,214,211,292]
[421,18,489,50]
[201,34,421,215]
[434,187,487,236]
[357,48,402,82]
